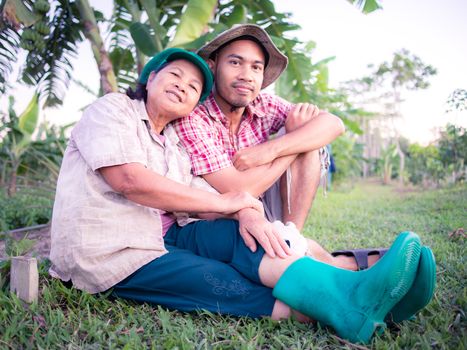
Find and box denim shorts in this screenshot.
[112,219,275,318]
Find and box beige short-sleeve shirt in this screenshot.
[49,93,215,294]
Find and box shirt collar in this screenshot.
[135,98,180,145]
[136,97,150,122]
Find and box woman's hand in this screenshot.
[237,208,292,259]
[219,191,264,215]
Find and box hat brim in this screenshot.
[197,24,288,89]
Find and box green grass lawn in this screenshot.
[1,181,466,349]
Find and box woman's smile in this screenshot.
[165,89,183,102]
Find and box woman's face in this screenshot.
[146,59,204,119]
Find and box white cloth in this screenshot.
[272,220,308,256]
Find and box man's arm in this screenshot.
[203,153,296,197]
[232,105,345,170]
[202,103,337,196]
[271,111,345,157]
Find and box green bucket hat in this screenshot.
[139,48,213,102]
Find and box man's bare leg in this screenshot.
[271,300,311,322]
[280,149,321,231]
[276,149,380,270]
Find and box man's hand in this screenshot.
[232,142,276,171]
[285,103,320,132]
[232,103,320,171]
[219,191,264,215]
[237,208,292,258]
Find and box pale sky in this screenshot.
[3,0,467,145]
[275,0,467,144]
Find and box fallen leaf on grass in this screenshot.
[448,313,461,332]
[33,315,47,328]
[119,326,144,335]
[448,228,465,240]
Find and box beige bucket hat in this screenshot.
[197,24,288,89]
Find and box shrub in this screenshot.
[0,190,52,231]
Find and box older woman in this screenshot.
[49,48,429,344]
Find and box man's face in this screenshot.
[211,40,265,109]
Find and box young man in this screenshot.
[174,24,344,233]
[172,26,436,330]
[174,25,433,274]
[173,24,355,265]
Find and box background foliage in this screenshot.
[0,0,465,226]
[0,2,465,348]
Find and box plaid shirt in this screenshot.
[173,92,293,175]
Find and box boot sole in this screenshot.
[350,231,422,343]
[388,246,436,323]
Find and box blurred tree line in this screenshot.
[0,0,465,229]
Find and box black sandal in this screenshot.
[331,248,388,270]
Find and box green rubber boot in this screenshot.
[272,232,421,344]
[386,246,436,323]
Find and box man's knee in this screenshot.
[299,149,320,164]
[291,150,321,177]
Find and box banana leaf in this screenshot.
[168,0,217,48]
[18,93,39,136]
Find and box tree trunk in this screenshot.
[7,172,17,197]
[392,87,405,186]
[76,0,118,94]
[383,157,392,185]
[396,139,405,185]
[362,117,369,178]
[7,161,19,197]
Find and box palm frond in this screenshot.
[22,0,83,107]
[108,0,141,90]
[0,24,20,94]
[109,0,134,50]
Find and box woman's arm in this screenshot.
[99,162,262,215]
[100,162,290,258]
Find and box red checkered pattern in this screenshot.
[174,92,292,175]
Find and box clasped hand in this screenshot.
[237,208,292,259]
[232,142,275,171]
[232,103,320,171]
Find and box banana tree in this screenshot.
[0,0,116,106]
[380,143,398,185]
[347,0,382,13]
[1,0,383,108]
[110,0,337,108]
[77,0,118,93]
[0,93,39,196]
[108,0,221,91]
